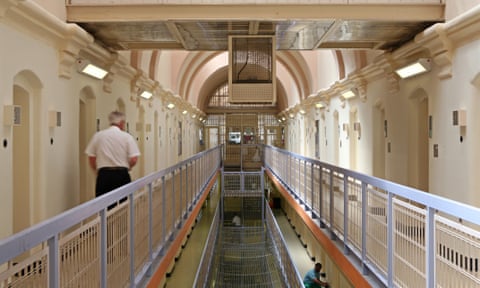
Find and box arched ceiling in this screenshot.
[175,50,319,113]
[195,66,289,113]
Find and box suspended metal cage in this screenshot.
[228,36,276,104]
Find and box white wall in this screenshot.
[0,2,203,238]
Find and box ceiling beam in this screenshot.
[67,4,444,23]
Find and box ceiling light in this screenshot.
[289,113,295,119]
[77,59,108,79]
[140,91,152,99]
[182,110,188,115]
[299,109,306,114]
[315,102,324,108]
[282,117,286,121]
[342,89,356,99]
[167,103,175,109]
[192,114,196,119]
[395,58,431,79]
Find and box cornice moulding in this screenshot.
[415,23,453,79]
[59,24,93,78]
[444,4,480,48]
[0,0,20,19]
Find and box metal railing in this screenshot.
[0,146,221,288]
[265,201,304,288]
[193,203,221,287]
[264,145,480,288]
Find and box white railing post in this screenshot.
[319,166,324,225]
[387,192,394,287]
[147,182,153,276]
[171,170,176,232]
[161,175,166,255]
[330,170,335,239]
[426,207,436,288]
[48,234,59,288]
[344,174,349,254]
[310,163,314,215]
[361,182,368,275]
[129,193,135,288]
[100,209,107,288]
[179,166,183,223]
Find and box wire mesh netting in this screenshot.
[195,170,302,287]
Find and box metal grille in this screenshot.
[346,177,363,252]
[214,227,284,288]
[436,216,480,287]
[231,37,272,83]
[208,82,276,109]
[222,171,264,227]
[332,172,345,239]
[393,199,427,287]
[366,186,388,276]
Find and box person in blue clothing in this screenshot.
[303,262,329,288]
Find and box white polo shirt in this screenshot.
[85,126,140,169]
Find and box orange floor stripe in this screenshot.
[147,170,219,288]
[266,170,372,288]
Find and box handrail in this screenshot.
[265,201,304,287]
[193,203,220,287]
[264,145,480,288]
[0,146,222,288]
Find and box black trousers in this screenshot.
[96,167,131,198]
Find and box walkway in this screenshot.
[164,194,314,287]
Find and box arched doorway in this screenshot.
[154,111,159,171]
[136,105,146,179]
[79,87,96,203]
[373,101,386,179]
[408,89,429,191]
[333,110,340,165]
[12,70,43,232]
[349,108,358,170]
[13,85,31,233]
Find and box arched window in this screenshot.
[207,82,276,109]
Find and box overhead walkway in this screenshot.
[2,145,480,287]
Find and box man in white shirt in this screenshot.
[85,111,140,200]
[232,214,241,226]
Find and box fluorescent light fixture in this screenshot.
[315,102,324,108]
[278,119,282,123]
[140,91,152,99]
[342,89,356,99]
[182,110,188,115]
[395,58,431,79]
[167,103,175,109]
[77,59,108,79]
[299,109,306,115]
